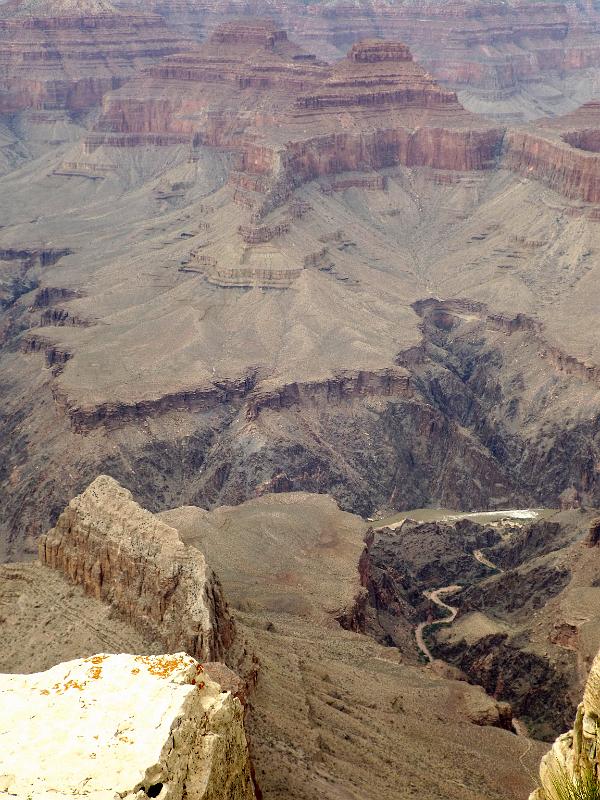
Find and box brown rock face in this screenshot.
[90,29,503,196]
[126,0,600,97]
[503,102,600,204]
[587,518,600,547]
[0,0,192,112]
[38,475,235,661]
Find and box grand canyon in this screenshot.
[3,0,600,798]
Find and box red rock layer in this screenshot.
[90,24,600,205]
[117,0,600,94]
[0,1,193,112]
[504,102,600,203]
[91,30,503,185]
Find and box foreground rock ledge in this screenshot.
[530,646,600,799]
[0,652,256,800]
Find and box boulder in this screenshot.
[0,652,256,800]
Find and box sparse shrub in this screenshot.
[550,764,600,800]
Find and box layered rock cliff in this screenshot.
[86,28,503,286]
[120,0,600,100]
[38,475,235,661]
[0,0,192,112]
[0,652,255,800]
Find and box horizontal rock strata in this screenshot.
[0,0,193,112]
[38,475,234,660]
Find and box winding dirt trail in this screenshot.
[415,585,461,662]
[415,547,503,662]
[473,548,503,572]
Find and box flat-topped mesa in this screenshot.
[530,647,600,799]
[0,0,193,112]
[295,39,463,113]
[210,18,288,49]
[0,653,256,800]
[348,39,413,63]
[38,475,235,661]
[504,101,600,204]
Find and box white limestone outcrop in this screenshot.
[529,648,600,799]
[0,652,255,800]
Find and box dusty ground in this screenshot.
[0,562,155,672]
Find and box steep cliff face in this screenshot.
[530,647,600,799]
[38,475,235,661]
[0,652,255,800]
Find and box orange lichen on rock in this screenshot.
[134,653,194,680]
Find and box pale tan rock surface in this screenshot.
[529,647,600,799]
[0,652,255,800]
[38,475,234,661]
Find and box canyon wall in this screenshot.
[121,0,600,95]
[38,475,235,661]
[0,652,255,800]
[505,129,600,204]
[0,1,192,112]
[86,26,600,206]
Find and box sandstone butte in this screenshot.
[86,21,600,206]
[0,652,256,800]
[0,0,194,112]
[73,20,600,294]
[38,475,235,662]
[90,27,500,169]
[530,644,600,799]
[83,24,503,287]
[115,0,600,97]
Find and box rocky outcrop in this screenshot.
[437,631,575,740]
[504,129,600,204]
[0,652,255,800]
[51,368,412,432]
[38,475,235,661]
[530,647,600,799]
[587,518,600,547]
[55,374,258,433]
[21,333,73,370]
[244,368,412,420]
